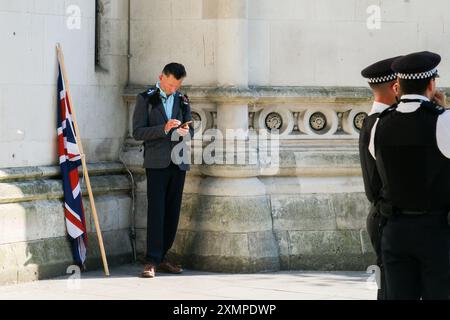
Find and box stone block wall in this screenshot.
[0,163,133,285]
[123,86,378,272]
[0,0,133,285]
[3,0,450,282]
[130,0,450,87]
[0,0,129,168]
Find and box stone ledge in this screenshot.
[122,145,363,178]
[0,175,131,204]
[0,162,126,183]
[124,85,450,104]
[123,85,375,104]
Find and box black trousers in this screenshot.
[145,163,186,265]
[366,204,387,300]
[381,213,450,300]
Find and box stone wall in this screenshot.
[0,0,129,168]
[0,0,133,285]
[130,0,450,87]
[0,163,133,285]
[123,86,377,272]
[124,0,450,272]
[2,0,450,282]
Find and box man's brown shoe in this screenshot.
[156,261,183,274]
[141,264,156,278]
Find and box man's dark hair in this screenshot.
[399,77,435,95]
[162,63,187,80]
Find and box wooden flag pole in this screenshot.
[56,43,110,276]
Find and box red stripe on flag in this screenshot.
[69,168,79,191]
[60,97,66,119]
[58,134,65,157]
[64,207,86,233]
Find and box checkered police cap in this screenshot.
[392,51,441,80]
[361,56,403,84]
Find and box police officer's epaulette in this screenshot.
[378,104,398,118]
[420,100,446,115]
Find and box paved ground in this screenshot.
[0,264,377,300]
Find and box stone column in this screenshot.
[170,0,280,272]
[216,0,249,134]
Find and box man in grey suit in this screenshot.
[132,63,194,278]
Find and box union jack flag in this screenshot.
[57,62,88,267]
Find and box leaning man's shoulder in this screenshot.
[140,87,158,97]
[178,91,190,105]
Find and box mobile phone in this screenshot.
[178,120,193,128]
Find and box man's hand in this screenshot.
[176,126,189,137]
[164,119,181,134]
[433,91,447,108]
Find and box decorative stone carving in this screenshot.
[353,112,367,131]
[265,112,283,131]
[191,112,202,131]
[298,108,339,137]
[309,112,327,131]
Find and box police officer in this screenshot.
[369,51,450,299]
[360,56,402,300]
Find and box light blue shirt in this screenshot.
[156,82,175,119]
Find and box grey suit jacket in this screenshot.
[132,88,194,170]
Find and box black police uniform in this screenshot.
[370,51,450,299]
[359,56,401,300]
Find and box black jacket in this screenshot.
[132,88,194,170]
[359,113,383,203]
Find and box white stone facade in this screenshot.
[0,0,128,168]
[0,0,132,284]
[2,0,450,167]
[2,0,450,282]
[131,0,450,87]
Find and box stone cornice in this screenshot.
[0,162,132,204]
[0,175,131,204]
[0,162,126,183]
[123,85,377,104]
[124,85,450,104]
